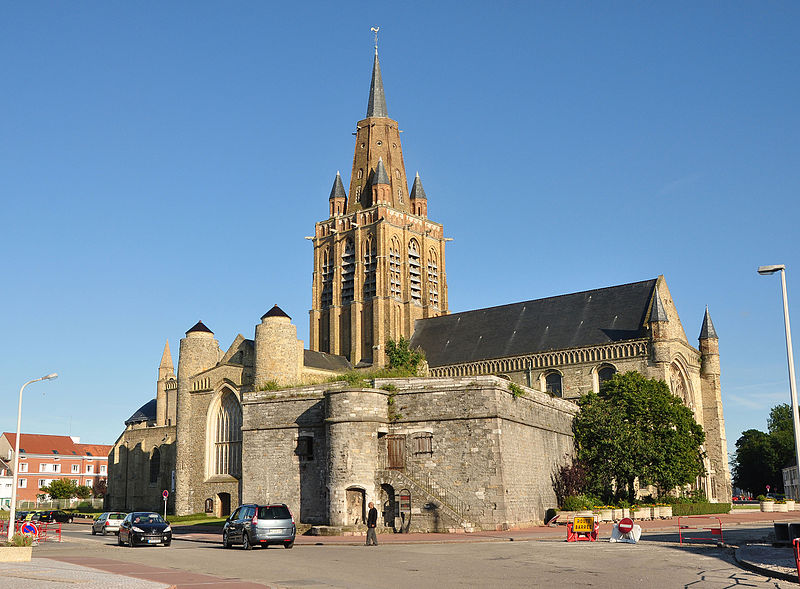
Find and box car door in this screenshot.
[95,513,107,533]
[120,514,132,542]
[227,507,242,542]
[241,506,254,542]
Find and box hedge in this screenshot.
[671,502,731,516]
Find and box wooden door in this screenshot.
[387,435,405,469]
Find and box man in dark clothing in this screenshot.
[366,501,378,546]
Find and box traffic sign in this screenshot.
[618,517,634,534]
[20,522,38,538]
[163,490,169,499]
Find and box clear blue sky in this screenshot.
[2,2,798,463]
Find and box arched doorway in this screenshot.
[380,483,396,531]
[216,492,231,518]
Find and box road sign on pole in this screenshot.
[163,490,169,519]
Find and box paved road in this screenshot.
[31,523,795,588]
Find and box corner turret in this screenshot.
[370,157,391,206]
[699,307,720,376]
[329,171,347,217]
[409,172,427,217]
[156,340,176,426]
[254,305,303,387]
[649,286,670,363]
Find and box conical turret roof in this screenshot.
[366,49,388,118]
[186,320,213,335]
[329,171,347,200]
[699,307,718,339]
[261,304,292,321]
[374,157,390,185]
[649,289,669,323]
[410,172,427,200]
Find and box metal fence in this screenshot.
[14,497,104,510]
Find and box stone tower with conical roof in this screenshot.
[309,43,449,366]
[156,340,177,426]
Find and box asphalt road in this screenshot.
[33,523,795,588]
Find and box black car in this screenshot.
[36,510,74,523]
[14,511,30,521]
[117,512,172,547]
[222,504,295,550]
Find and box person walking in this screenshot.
[366,501,378,546]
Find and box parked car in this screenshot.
[117,512,172,547]
[222,504,295,550]
[37,510,74,524]
[14,511,30,521]
[92,512,127,535]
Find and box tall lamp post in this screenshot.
[758,264,800,500]
[7,373,58,541]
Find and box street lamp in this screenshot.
[7,373,58,541]
[758,264,800,500]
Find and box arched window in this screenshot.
[545,372,563,397]
[341,239,355,304]
[357,168,363,179]
[598,364,616,386]
[321,247,333,308]
[389,238,401,299]
[363,236,376,299]
[149,447,161,484]
[397,187,403,203]
[670,361,693,409]
[427,249,439,307]
[212,390,242,477]
[408,239,421,303]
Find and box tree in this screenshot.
[75,485,92,499]
[40,479,79,499]
[385,337,425,374]
[573,371,706,502]
[732,429,780,494]
[93,478,107,498]
[768,404,796,476]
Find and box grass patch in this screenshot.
[671,502,731,516]
[166,512,227,527]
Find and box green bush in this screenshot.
[671,502,731,516]
[508,383,525,399]
[8,534,33,547]
[561,495,596,510]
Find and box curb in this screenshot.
[734,548,799,583]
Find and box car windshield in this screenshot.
[109,513,126,520]
[132,513,165,524]
[258,506,291,520]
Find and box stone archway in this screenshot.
[380,483,396,531]
[216,492,231,518]
[345,487,365,526]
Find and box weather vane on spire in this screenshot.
[371,26,380,53]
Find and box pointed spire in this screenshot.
[329,171,347,200]
[410,172,427,200]
[699,306,718,339]
[366,48,388,118]
[159,340,173,369]
[374,157,390,185]
[649,290,669,323]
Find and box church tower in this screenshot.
[309,43,449,366]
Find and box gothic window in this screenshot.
[398,187,403,204]
[358,168,363,179]
[363,236,376,299]
[413,433,433,455]
[321,247,333,308]
[670,361,693,409]
[408,239,421,303]
[427,250,439,307]
[342,238,355,304]
[597,364,616,386]
[355,186,362,198]
[395,169,401,179]
[212,390,242,478]
[149,447,161,485]
[390,238,401,299]
[544,372,563,397]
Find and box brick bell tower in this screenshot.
[309,42,448,367]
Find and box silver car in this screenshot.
[92,512,127,535]
[222,504,295,549]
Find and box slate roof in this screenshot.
[124,399,157,425]
[700,307,718,339]
[261,305,291,320]
[303,349,352,372]
[410,173,427,200]
[329,172,347,200]
[366,50,388,118]
[374,157,390,185]
[410,279,658,368]
[186,320,213,335]
[649,290,668,322]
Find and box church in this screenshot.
[106,44,731,532]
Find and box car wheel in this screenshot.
[117,534,123,546]
[128,534,134,548]
[223,532,231,549]
[242,533,251,550]
[92,527,96,535]
[102,528,107,536]
[284,541,294,549]
[163,541,171,547]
